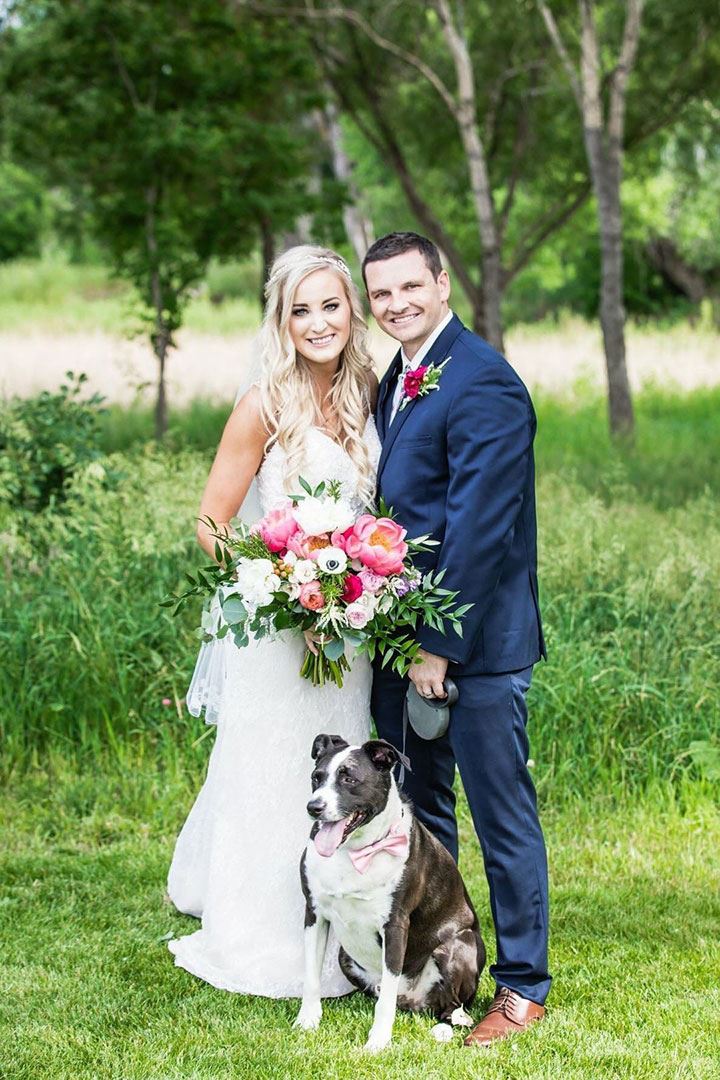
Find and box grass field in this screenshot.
[1,380,719,1078]
[1,784,719,1080]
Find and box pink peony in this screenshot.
[341,573,364,604]
[403,365,428,400]
[287,530,331,559]
[344,515,408,576]
[257,503,299,553]
[298,581,325,611]
[330,525,354,551]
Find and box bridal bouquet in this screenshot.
[164,478,470,688]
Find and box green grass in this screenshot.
[1,781,718,1080]
[0,256,259,334]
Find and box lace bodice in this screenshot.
[256,417,381,516]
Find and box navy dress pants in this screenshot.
[371,662,551,1005]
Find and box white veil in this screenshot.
[186,331,265,724]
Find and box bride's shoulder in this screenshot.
[222,386,268,448]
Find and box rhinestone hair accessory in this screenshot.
[265,252,353,298]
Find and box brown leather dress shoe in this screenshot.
[464,986,545,1047]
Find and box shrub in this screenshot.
[0,161,45,262]
[0,372,106,512]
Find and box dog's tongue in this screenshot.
[314,818,349,858]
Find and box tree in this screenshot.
[3,0,320,436]
[538,0,642,436]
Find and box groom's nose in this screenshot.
[387,293,409,313]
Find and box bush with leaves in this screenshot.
[0,372,107,512]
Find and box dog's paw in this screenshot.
[430,1021,454,1043]
[293,1003,322,1031]
[363,1025,393,1053]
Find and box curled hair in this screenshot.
[258,245,376,505]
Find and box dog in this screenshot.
[294,734,485,1051]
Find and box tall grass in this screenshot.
[1,388,718,801]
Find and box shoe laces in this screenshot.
[487,987,515,1017]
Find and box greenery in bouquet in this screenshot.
[163,478,471,688]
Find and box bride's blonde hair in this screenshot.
[258,245,375,504]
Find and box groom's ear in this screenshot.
[311,734,349,761]
[363,739,399,772]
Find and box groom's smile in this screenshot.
[365,248,450,359]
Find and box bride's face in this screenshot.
[289,268,352,369]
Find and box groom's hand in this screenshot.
[409,649,448,699]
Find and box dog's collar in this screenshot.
[348,819,408,874]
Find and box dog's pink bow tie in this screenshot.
[348,822,409,874]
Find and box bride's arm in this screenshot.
[196,387,268,561]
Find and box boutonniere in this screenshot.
[398,357,450,412]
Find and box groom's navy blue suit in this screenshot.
[371,313,551,1005]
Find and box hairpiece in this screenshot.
[264,252,352,298]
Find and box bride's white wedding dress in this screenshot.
[167,418,381,998]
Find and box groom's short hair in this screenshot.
[362,232,443,286]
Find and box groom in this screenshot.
[364,232,551,1047]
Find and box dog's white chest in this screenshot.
[306,844,407,975]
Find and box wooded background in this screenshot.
[1,0,719,436]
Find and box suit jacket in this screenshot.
[374,313,546,676]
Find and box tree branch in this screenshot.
[608,0,644,144]
[506,180,592,282]
[536,1,582,108]
[235,0,458,114]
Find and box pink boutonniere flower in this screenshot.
[398,357,450,412]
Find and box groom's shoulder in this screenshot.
[453,325,529,396]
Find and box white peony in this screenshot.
[292,495,355,537]
[234,558,281,608]
[291,558,317,584]
[315,547,348,575]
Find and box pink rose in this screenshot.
[344,514,408,576]
[403,365,428,400]
[298,581,325,611]
[341,573,363,604]
[345,602,370,629]
[257,503,299,553]
[358,568,385,594]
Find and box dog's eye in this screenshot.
[341,774,358,784]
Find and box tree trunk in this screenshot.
[145,186,171,441]
[153,323,169,441]
[323,99,374,264]
[588,136,635,438]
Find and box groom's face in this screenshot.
[365,249,450,358]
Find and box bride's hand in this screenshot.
[303,630,326,656]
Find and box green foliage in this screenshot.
[0,372,106,512]
[1,386,718,800]
[2,0,326,429]
[0,160,45,261]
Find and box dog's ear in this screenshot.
[363,739,399,772]
[311,734,349,761]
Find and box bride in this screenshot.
[167,246,380,998]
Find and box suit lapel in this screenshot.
[377,314,464,483]
[375,349,402,442]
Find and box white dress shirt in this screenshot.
[389,309,454,423]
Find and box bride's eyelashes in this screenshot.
[292,301,341,318]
